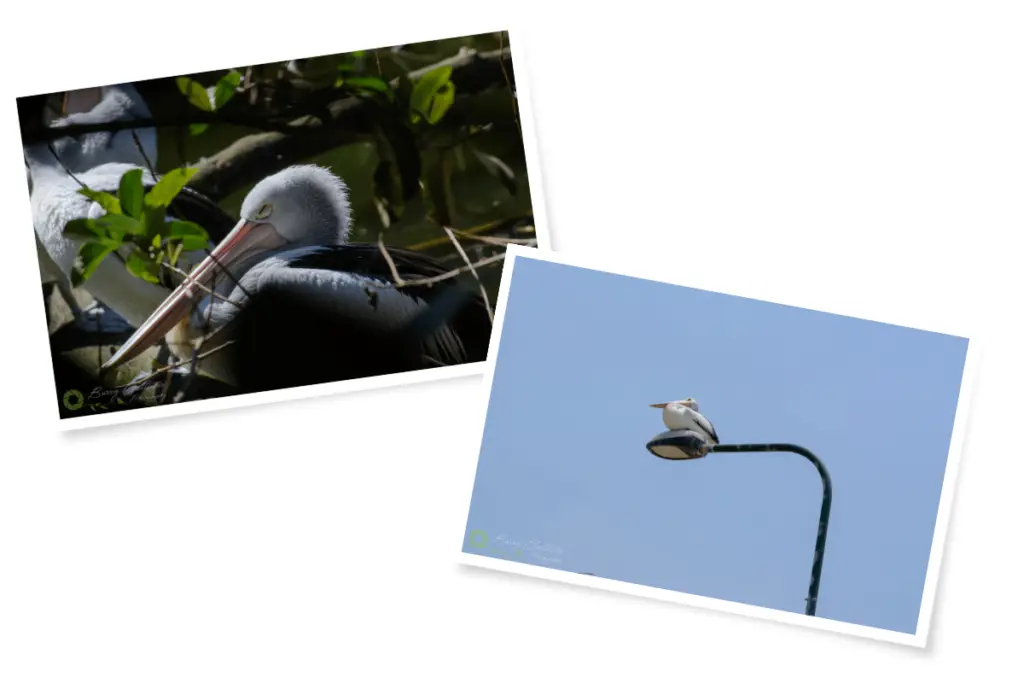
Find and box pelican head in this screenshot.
[189,165,352,283]
[650,397,700,413]
[238,164,352,247]
[100,165,353,372]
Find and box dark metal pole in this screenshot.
[708,443,833,617]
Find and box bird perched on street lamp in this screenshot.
[648,398,720,459]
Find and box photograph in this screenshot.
[18,30,544,426]
[460,247,977,647]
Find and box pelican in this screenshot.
[100,164,492,391]
[43,84,157,175]
[649,398,720,455]
[26,83,156,324]
[25,83,235,329]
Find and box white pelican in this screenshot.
[100,164,491,390]
[25,83,235,329]
[650,398,720,453]
[43,84,157,175]
[27,84,155,324]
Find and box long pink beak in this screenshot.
[63,87,103,115]
[650,403,669,408]
[101,219,284,373]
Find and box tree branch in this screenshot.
[189,47,513,200]
[444,227,493,322]
[20,48,515,202]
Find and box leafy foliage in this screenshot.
[63,167,210,287]
[118,169,144,218]
[61,34,526,296]
[409,66,455,125]
[163,34,524,243]
[175,77,213,112]
[213,70,242,109]
[178,70,243,136]
[42,31,531,414]
[335,75,392,99]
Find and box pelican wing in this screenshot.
[691,410,719,444]
[273,244,491,366]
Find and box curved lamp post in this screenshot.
[645,431,833,617]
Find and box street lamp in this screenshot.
[645,430,833,617]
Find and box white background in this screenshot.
[1,2,1021,680]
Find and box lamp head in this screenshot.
[645,430,710,461]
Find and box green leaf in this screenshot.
[412,66,452,99]
[77,188,121,214]
[340,76,391,94]
[167,221,210,251]
[213,70,242,109]
[142,206,168,240]
[63,218,108,240]
[176,77,213,112]
[179,235,208,251]
[126,251,161,284]
[168,241,185,267]
[189,123,209,136]
[409,66,452,121]
[424,81,455,124]
[118,169,144,218]
[144,167,200,209]
[167,220,207,238]
[97,214,144,237]
[75,241,117,285]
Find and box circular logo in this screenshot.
[467,529,488,548]
[62,389,85,411]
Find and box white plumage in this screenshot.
[25,85,164,327]
[100,165,492,391]
[25,84,233,330]
[28,162,170,325]
[650,398,720,446]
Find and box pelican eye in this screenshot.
[253,204,273,220]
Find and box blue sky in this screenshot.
[462,256,969,635]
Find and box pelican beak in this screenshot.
[62,87,103,115]
[650,403,669,408]
[100,219,286,373]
